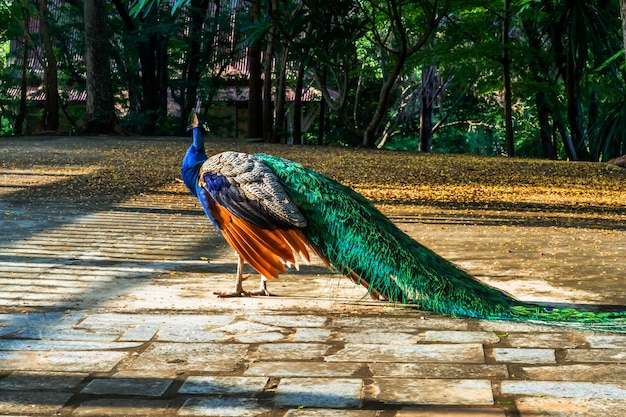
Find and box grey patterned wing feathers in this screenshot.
[199,151,307,229]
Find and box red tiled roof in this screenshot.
[6,86,87,102]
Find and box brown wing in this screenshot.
[208,198,311,279]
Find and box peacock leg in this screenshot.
[214,255,250,297]
[214,255,273,297]
[246,276,272,296]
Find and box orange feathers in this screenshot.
[208,198,310,280]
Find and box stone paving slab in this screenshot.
[73,398,173,416]
[284,411,379,417]
[397,408,507,417]
[244,362,360,377]
[373,379,494,405]
[368,363,509,379]
[0,371,87,391]
[81,377,174,397]
[274,378,363,408]
[327,343,485,363]
[520,363,626,382]
[0,137,625,416]
[501,380,626,399]
[0,350,127,372]
[515,397,626,417]
[126,342,250,372]
[179,397,271,417]
[491,347,557,364]
[0,391,73,415]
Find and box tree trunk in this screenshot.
[536,91,557,159]
[292,60,305,145]
[619,0,626,63]
[361,52,406,147]
[138,33,159,132]
[248,0,264,138]
[82,0,118,134]
[317,66,327,146]
[38,0,59,131]
[564,39,590,160]
[555,119,577,160]
[502,0,514,157]
[273,46,288,143]
[359,0,450,147]
[262,0,276,142]
[354,60,365,128]
[419,66,436,152]
[156,33,169,117]
[183,0,211,129]
[112,0,170,133]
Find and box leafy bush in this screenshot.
[0,114,13,136]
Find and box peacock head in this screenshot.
[187,112,210,134]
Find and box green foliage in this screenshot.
[0,0,10,43]
[0,41,8,72]
[1,0,625,160]
[589,97,626,161]
[0,113,13,135]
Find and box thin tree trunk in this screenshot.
[273,46,288,143]
[156,33,168,117]
[502,0,514,157]
[139,33,159,133]
[419,66,436,152]
[555,119,577,160]
[262,2,275,142]
[361,52,406,147]
[112,0,169,133]
[15,20,29,136]
[564,40,590,160]
[248,0,263,138]
[183,0,211,129]
[317,66,327,146]
[360,0,450,147]
[536,91,557,159]
[354,60,365,128]
[38,0,59,131]
[619,0,626,63]
[292,60,304,145]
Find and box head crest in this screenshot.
[188,112,210,132]
[188,112,199,130]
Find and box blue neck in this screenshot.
[181,126,208,197]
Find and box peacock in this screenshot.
[182,113,626,333]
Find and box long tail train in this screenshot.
[257,154,626,333]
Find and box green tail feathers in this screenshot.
[257,154,626,333]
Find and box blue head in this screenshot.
[181,112,209,197]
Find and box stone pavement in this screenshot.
[1,137,626,416]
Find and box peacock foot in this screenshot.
[213,276,272,297]
[248,278,272,296]
[213,289,251,298]
[246,287,272,296]
[213,288,272,297]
